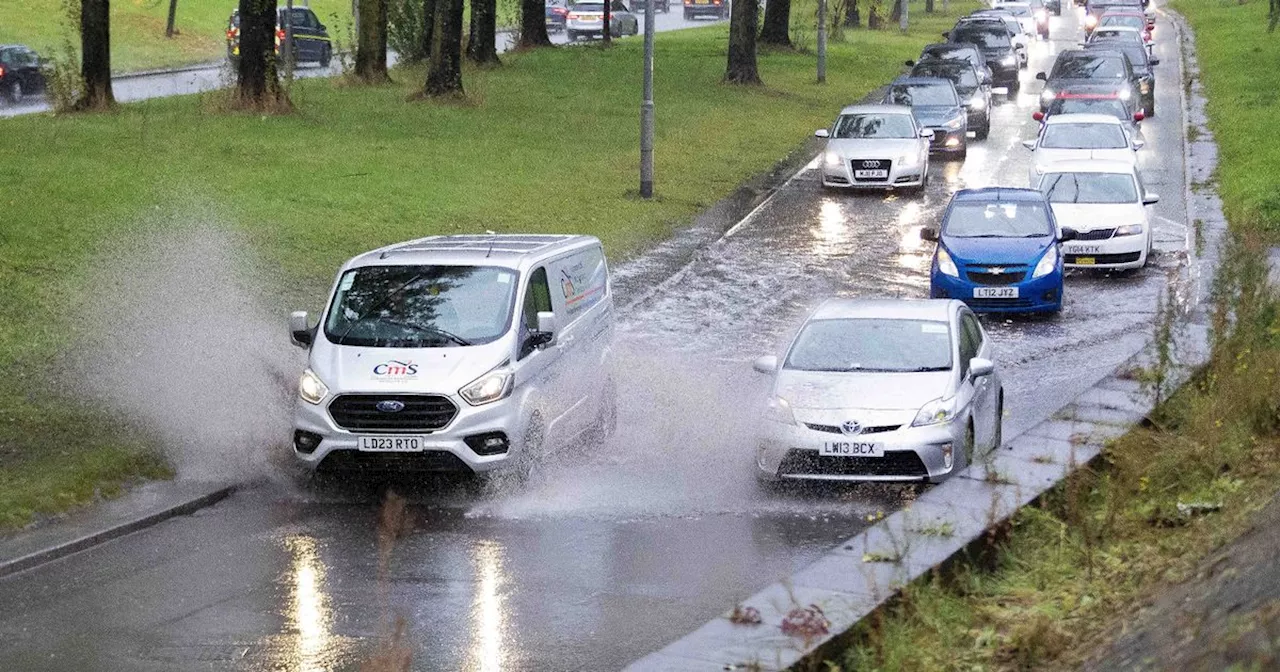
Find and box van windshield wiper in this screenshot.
[386,320,473,347]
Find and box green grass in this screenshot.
[0,0,352,73]
[0,8,975,531]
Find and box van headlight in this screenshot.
[936,247,960,277]
[1031,247,1059,278]
[460,368,514,406]
[766,396,797,426]
[912,396,958,427]
[299,369,329,405]
[1115,223,1145,236]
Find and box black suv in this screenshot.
[946,23,1020,93]
[1085,39,1159,115]
[1036,48,1139,113]
[910,59,991,139]
[0,45,44,104]
[915,43,993,87]
[227,6,332,67]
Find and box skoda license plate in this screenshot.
[820,441,884,457]
[358,436,424,452]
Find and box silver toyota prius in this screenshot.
[752,298,1004,484]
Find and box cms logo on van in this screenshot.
[373,360,419,376]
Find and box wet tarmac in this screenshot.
[0,9,1193,672]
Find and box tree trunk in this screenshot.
[759,0,792,46]
[844,0,860,27]
[356,0,390,82]
[466,0,501,63]
[166,0,179,37]
[77,0,114,110]
[236,0,286,109]
[868,0,880,28]
[889,0,901,23]
[725,0,762,84]
[519,0,553,47]
[421,0,438,59]
[925,0,933,13]
[603,0,613,45]
[424,0,464,95]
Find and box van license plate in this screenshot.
[974,287,1018,299]
[820,441,884,457]
[358,436,424,452]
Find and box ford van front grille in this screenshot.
[328,394,458,432]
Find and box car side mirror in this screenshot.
[920,128,936,139]
[920,227,940,242]
[534,311,558,347]
[1148,57,1160,65]
[969,357,995,380]
[1133,111,1145,122]
[290,310,313,348]
[1035,71,1047,81]
[752,355,779,375]
[1132,139,1146,150]
[814,128,830,138]
[1059,227,1079,242]
[1021,139,1036,150]
[1143,192,1160,206]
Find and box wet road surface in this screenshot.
[0,8,1192,671]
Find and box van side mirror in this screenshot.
[290,310,313,348]
[920,227,940,242]
[753,355,779,375]
[534,311,558,347]
[969,357,995,380]
[814,128,830,138]
[1059,227,1079,242]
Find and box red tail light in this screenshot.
[226,29,236,39]
[0,65,6,79]
[277,28,287,40]
[1133,111,1145,121]
[1032,111,1045,121]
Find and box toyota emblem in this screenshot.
[861,160,882,168]
[840,420,863,435]
[376,400,406,413]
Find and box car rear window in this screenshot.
[886,83,959,106]
[1042,123,1128,149]
[1048,97,1130,119]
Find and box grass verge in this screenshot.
[825,2,1280,668]
[0,7,975,532]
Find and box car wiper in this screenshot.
[385,319,473,346]
[907,366,952,372]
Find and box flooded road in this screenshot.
[0,9,1192,671]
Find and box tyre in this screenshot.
[1145,94,1155,117]
[1009,78,1021,95]
[992,393,1004,452]
[7,81,23,105]
[319,44,332,67]
[567,30,579,41]
[976,121,990,140]
[513,411,547,482]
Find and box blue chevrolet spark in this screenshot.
[923,188,1075,314]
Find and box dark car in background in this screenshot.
[226,6,332,67]
[883,76,969,156]
[915,43,993,87]
[546,0,569,30]
[946,23,1020,93]
[1036,49,1138,113]
[909,59,991,139]
[1085,39,1159,115]
[0,45,44,104]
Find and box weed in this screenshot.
[1195,217,1206,255]
[909,520,955,538]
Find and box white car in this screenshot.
[815,104,932,193]
[995,3,1040,40]
[1022,113,1143,186]
[752,298,1003,484]
[1036,159,1159,270]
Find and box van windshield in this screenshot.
[324,265,517,347]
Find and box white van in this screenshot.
[288,234,616,477]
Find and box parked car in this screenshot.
[909,59,991,139]
[226,6,332,67]
[288,234,616,477]
[751,298,1005,484]
[946,22,1021,93]
[567,0,640,40]
[883,76,969,156]
[814,104,932,192]
[1036,49,1139,113]
[914,43,993,88]
[1021,113,1142,186]
[923,188,1072,314]
[683,0,729,20]
[1036,160,1158,270]
[0,45,45,104]
[1084,39,1159,115]
[546,0,570,31]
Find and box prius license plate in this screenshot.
[820,441,884,457]
[358,436,425,452]
[974,286,1018,299]
[854,169,889,179]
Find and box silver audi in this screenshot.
[815,104,933,194]
[752,298,1004,484]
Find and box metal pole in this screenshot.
[165,0,178,38]
[285,0,296,80]
[640,0,655,198]
[817,0,827,83]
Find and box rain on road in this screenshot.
[0,8,1191,671]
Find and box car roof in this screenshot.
[953,187,1048,203]
[344,234,599,271]
[1037,158,1138,174]
[1043,112,1125,125]
[809,298,959,323]
[838,103,915,115]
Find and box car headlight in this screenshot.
[299,368,329,405]
[1115,223,1145,236]
[1031,247,1059,278]
[824,151,843,167]
[912,396,959,427]
[459,367,514,406]
[765,396,797,426]
[898,152,918,166]
[1085,14,1098,27]
[969,94,986,109]
[1001,55,1017,66]
[1118,88,1132,101]
[1041,88,1056,102]
[936,247,960,277]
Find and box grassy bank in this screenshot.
[0,8,975,531]
[0,0,351,73]
[827,2,1280,669]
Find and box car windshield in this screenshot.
[944,201,1054,238]
[324,265,518,347]
[1041,123,1128,148]
[953,28,1011,48]
[1048,97,1129,119]
[912,64,978,88]
[1040,172,1139,203]
[923,46,980,66]
[833,113,916,139]
[1051,54,1127,79]
[1092,44,1147,68]
[785,319,954,373]
[886,83,958,106]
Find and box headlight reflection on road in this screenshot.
[286,534,334,672]
[471,540,510,672]
[896,201,933,275]
[811,198,851,258]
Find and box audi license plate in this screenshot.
[974,286,1018,299]
[820,441,884,457]
[854,169,889,179]
[358,436,424,452]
